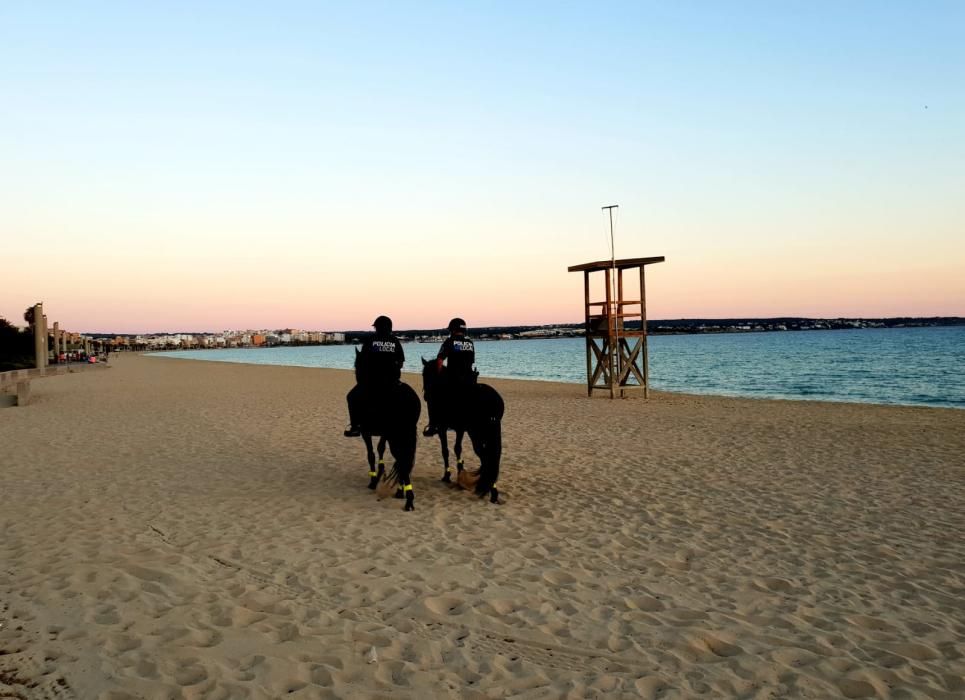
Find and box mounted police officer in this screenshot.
[344,315,405,437]
[423,317,476,437]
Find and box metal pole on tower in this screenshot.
[602,205,619,394]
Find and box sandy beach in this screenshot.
[1,353,963,699]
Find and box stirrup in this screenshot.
[422,425,437,437]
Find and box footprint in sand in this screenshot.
[154,628,195,648]
[771,647,821,668]
[846,614,897,634]
[838,678,877,698]
[424,594,468,616]
[134,658,160,680]
[92,606,120,625]
[634,675,668,699]
[374,660,409,688]
[104,634,141,654]
[664,551,693,571]
[623,595,664,612]
[485,598,518,615]
[174,663,208,687]
[605,634,633,652]
[271,622,299,643]
[699,633,742,658]
[542,570,577,586]
[756,576,794,593]
[185,627,223,648]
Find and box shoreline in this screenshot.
[2,353,963,698]
[145,349,965,413]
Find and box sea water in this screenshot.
[153,326,965,409]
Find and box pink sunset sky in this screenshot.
[2,4,963,334]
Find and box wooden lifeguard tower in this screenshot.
[568,256,665,398]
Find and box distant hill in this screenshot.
[353,316,965,337]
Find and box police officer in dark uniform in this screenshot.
[344,315,405,437]
[423,317,476,437]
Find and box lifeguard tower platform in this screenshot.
[568,256,665,398]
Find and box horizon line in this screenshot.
[69,314,965,336]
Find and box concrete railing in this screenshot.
[0,363,109,407]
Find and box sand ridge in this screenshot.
[1,353,964,698]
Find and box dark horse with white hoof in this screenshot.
[363,435,388,490]
[351,352,422,511]
[421,359,504,503]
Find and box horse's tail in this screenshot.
[470,383,503,498]
[475,418,501,497]
[387,382,421,484]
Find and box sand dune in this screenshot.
[1,353,963,699]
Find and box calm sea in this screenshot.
[153,326,965,409]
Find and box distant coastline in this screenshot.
[151,326,965,409]
[87,316,964,351]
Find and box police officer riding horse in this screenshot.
[423,318,477,437]
[344,315,421,511]
[421,318,504,503]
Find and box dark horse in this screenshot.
[352,350,422,511]
[421,359,504,503]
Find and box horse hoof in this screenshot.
[367,480,378,490]
[404,502,415,512]
[441,472,451,483]
[490,488,500,504]
[394,488,405,499]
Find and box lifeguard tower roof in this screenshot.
[567,256,665,273]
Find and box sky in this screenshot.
[2,2,963,333]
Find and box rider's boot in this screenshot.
[344,424,361,437]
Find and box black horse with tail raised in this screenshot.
[421,359,504,503]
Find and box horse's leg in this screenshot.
[455,426,478,493]
[487,424,502,504]
[455,429,466,475]
[403,429,416,511]
[364,433,380,489]
[438,430,452,482]
[401,475,414,510]
[394,433,405,498]
[377,436,388,483]
[388,430,416,511]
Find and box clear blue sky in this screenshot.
[2,2,963,332]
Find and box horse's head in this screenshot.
[421,357,442,396]
[355,347,367,383]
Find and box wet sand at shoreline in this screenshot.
[1,353,963,698]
